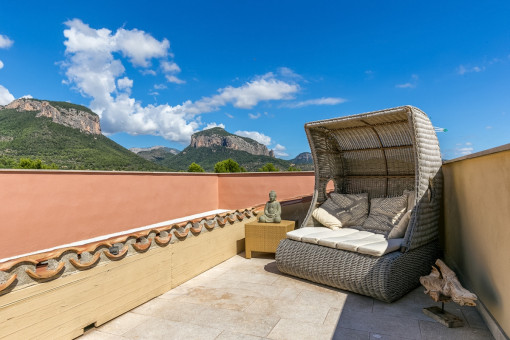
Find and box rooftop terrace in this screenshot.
[0,143,509,340]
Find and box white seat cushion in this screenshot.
[317,231,377,249]
[334,234,387,252]
[286,227,330,241]
[301,228,359,244]
[357,238,404,256]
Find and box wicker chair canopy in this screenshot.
[277,106,443,302]
[302,105,442,251]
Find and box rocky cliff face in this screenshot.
[190,127,273,157]
[2,98,101,134]
[291,152,313,164]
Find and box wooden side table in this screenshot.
[245,220,295,259]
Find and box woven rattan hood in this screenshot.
[303,105,442,251]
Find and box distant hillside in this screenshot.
[0,100,171,171]
[290,152,314,171]
[163,145,291,172]
[131,146,180,163]
[191,127,274,157]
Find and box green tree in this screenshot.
[258,163,279,172]
[214,158,245,173]
[187,162,205,172]
[287,165,302,171]
[16,158,58,169]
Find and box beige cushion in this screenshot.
[286,227,330,241]
[362,194,407,234]
[314,228,362,248]
[388,210,412,239]
[301,229,358,244]
[316,193,369,228]
[311,207,341,230]
[357,238,404,256]
[404,189,416,211]
[334,234,386,252]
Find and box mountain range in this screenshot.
[0,98,313,172]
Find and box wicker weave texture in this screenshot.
[276,239,440,302]
[245,221,295,258]
[302,106,442,251]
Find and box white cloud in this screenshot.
[203,122,225,130]
[0,34,14,49]
[0,60,3,69]
[286,97,346,108]
[182,73,299,115]
[0,85,15,105]
[61,19,298,144]
[486,126,493,129]
[396,74,419,88]
[456,147,473,156]
[273,144,289,157]
[278,67,303,80]
[165,74,185,84]
[465,142,472,146]
[234,130,272,146]
[154,83,167,90]
[249,112,261,119]
[225,113,234,119]
[21,94,33,99]
[457,65,484,75]
[117,77,133,91]
[396,83,414,88]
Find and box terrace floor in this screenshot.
[78,253,493,340]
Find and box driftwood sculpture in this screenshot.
[420,259,477,306]
[420,259,477,327]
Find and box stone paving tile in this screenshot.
[461,308,490,330]
[96,312,152,335]
[122,317,222,340]
[336,309,422,340]
[267,318,336,340]
[156,300,280,338]
[79,330,127,340]
[246,296,331,324]
[331,327,370,340]
[419,319,494,340]
[163,286,258,311]
[369,332,414,340]
[215,330,267,340]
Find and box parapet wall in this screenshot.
[0,170,315,260]
[442,144,510,339]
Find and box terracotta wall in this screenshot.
[0,171,315,260]
[442,146,510,337]
[217,172,316,209]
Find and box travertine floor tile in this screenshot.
[122,317,222,340]
[419,319,494,340]
[79,330,127,340]
[337,309,422,339]
[97,312,152,335]
[246,296,330,324]
[267,318,335,340]
[158,301,280,337]
[216,330,267,340]
[461,308,490,330]
[167,286,257,311]
[331,327,370,340]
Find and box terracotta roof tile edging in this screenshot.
[0,193,314,295]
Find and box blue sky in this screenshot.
[0,1,509,160]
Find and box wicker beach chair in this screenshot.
[276,106,442,302]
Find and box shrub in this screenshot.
[214,159,245,173]
[287,165,302,171]
[188,162,205,172]
[258,163,279,172]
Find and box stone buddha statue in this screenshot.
[258,190,281,223]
